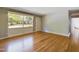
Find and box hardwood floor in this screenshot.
[0,31,70,52]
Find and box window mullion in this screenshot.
[23,16,24,28]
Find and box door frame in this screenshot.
[69,10,79,38]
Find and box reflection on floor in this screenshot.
[0,31,70,52]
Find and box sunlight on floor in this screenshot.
[7,36,33,52]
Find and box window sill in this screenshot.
[8,26,33,29]
[8,25,33,29]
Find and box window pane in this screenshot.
[8,11,34,28]
[8,12,23,28]
[23,16,33,27]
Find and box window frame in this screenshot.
[8,11,34,29]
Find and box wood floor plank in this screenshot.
[0,31,70,52]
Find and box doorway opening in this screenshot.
[69,10,79,51]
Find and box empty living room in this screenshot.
[0,7,79,52]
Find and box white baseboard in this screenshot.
[44,31,70,37]
[0,31,70,40]
[0,32,33,40]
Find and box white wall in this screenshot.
[8,27,33,37]
[0,8,8,38]
[43,9,70,36]
[0,7,71,39]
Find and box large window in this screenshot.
[8,11,33,28]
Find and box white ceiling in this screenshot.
[9,7,79,16]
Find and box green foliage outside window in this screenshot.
[8,13,23,25]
